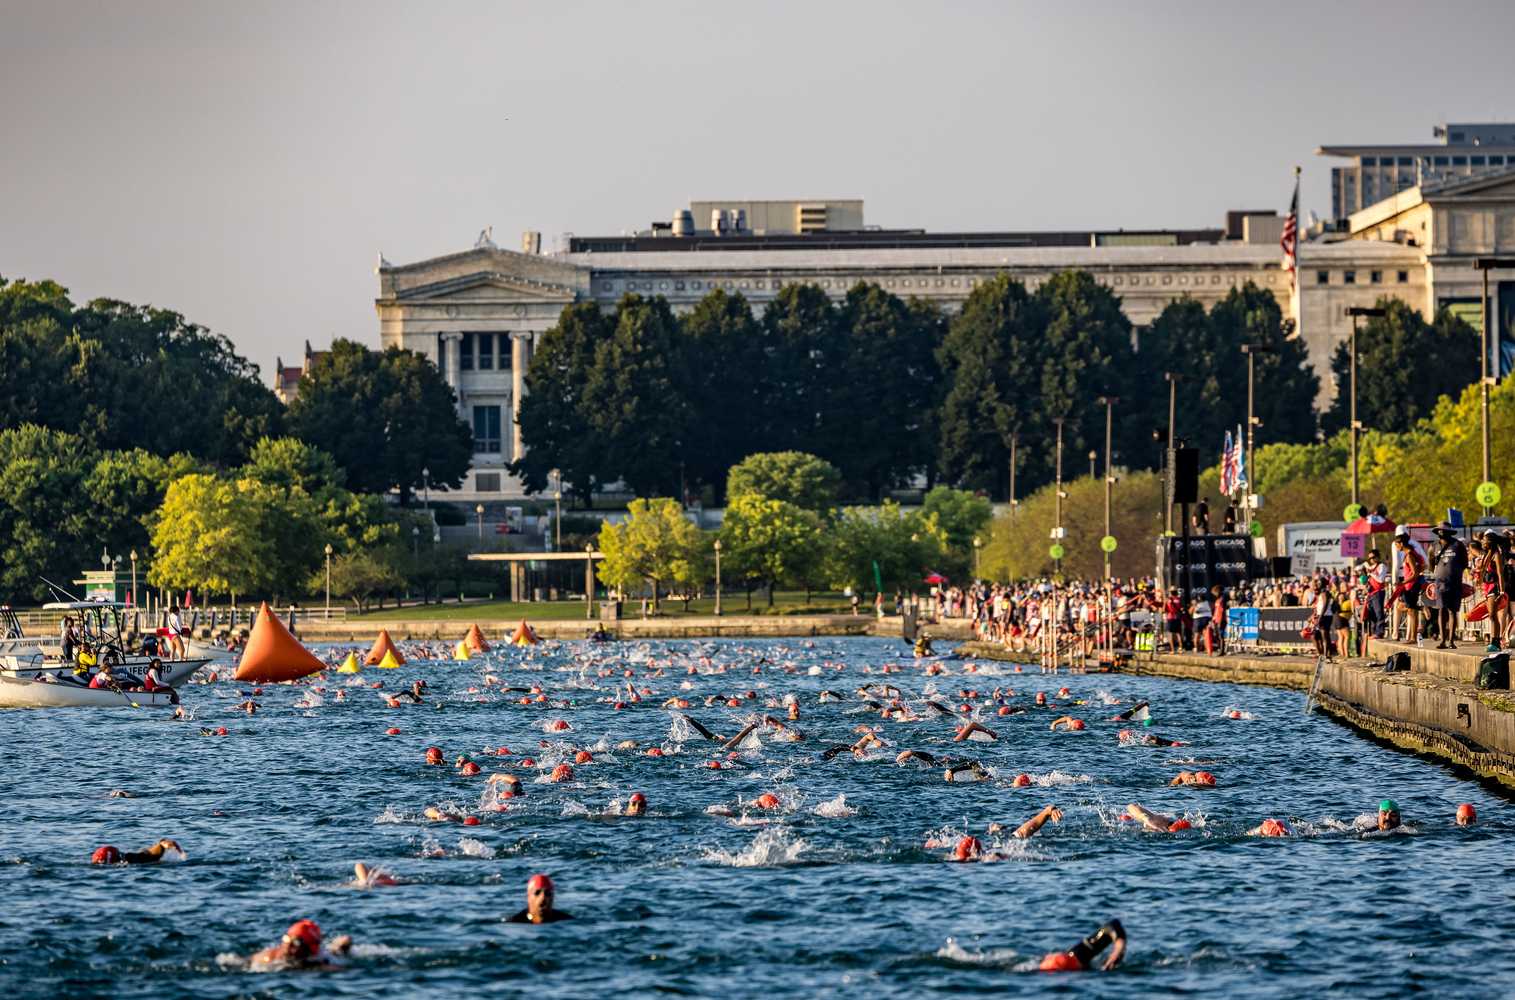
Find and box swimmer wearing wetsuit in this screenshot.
[1039,919,1126,972]
[249,919,352,969]
[943,760,989,783]
[626,792,646,816]
[508,873,572,924]
[121,838,185,864]
[1377,799,1401,831]
[1118,728,1185,747]
[1110,701,1150,722]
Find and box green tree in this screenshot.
[1204,282,1319,445]
[920,485,994,579]
[718,493,824,607]
[288,339,472,501]
[318,548,404,612]
[935,275,1044,494]
[0,425,97,601]
[594,497,702,612]
[757,284,842,450]
[726,451,842,513]
[1321,300,1475,436]
[86,448,199,566]
[148,475,278,600]
[582,296,689,498]
[677,290,765,502]
[823,501,945,596]
[512,302,614,501]
[833,283,940,498]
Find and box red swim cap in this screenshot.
[1039,951,1085,972]
[463,816,480,826]
[646,748,664,757]
[425,747,443,764]
[461,761,480,775]
[953,836,981,861]
[614,701,627,710]
[1257,818,1289,837]
[285,919,322,953]
[1071,719,1086,731]
[91,845,120,865]
[1058,687,1071,697]
[1168,818,1192,832]
[528,873,554,893]
[575,750,593,764]
[1012,773,1032,787]
[550,764,573,782]
[755,792,780,809]
[1228,710,1242,719]
[998,706,1012,716]
[215,727,229,736]
[496,747,513,756]
[707,760,722,770]
[630,792,646,804]
[385,727,401,736]
[1194,771,1216,786]
[520,757,536,767]
[1457,803,1477,824]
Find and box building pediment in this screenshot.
[1423,168,1515,201]
[393,272,578,304]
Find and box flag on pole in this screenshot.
[1281,167,1300,291]
[1219,429,1235,496]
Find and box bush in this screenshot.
[431,502,466,526]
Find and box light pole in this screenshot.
[1008,431,1018,518]
[713,538,723,616]
[323,543,333,619]
[1098,395,1118,579]
[1088,449,1097,481]
[412,525,420,559]
[1053,417,1065,575]
[1473,257,1515,515]
[476,503,485,542]
[129,549,138,608]
[584,542,595,619]
[422,466,430,512]
[1345,306,1386,510]
[973,536,983,579]
[1239,344,1274,529]
[553,490,562,551]
[1164,373,1181,534]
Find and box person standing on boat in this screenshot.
[165,606,186,660]
[59,616,80,664]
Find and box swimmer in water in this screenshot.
[626,792,647,816]
[507,873,572,924]
[954,721,998,742]
[394,680,427,704]
[1247,818,1290,837]
[1376,799,1402,831]
[1038,918,1126,972]
[944,760,989,783]
[1117,728,1185,747]
[1124,802,1191,832]
[1049,715,1085,731]
[1456,803,1477,826]
[1169,770,1216,787]
[352,862,397,887]
[248,919,352,970]
[119,839,186,864]
[487,773,525,799]
[1009,804,1063,839]
[1110,700,1150,722]
[895,750,938,766]
[237,699,259,716]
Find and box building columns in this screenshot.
[439,332,464,415]
[510,331,531,461]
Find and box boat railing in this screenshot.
[8,604,350,634]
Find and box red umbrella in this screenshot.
[923,573,948,585]
[1344,514,1396,535]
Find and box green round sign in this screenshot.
[1343,503,1365,523]
[1476,481,1502,508]
[1100,535,1118,553]
[1049,543,1066,560]
[1249,519,1264,538]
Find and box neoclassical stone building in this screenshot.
[375,189,1511,501]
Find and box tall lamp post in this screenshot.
[1008,431,1019,518]
[972,536,983,579]
[1053,417,1065,575]
[553,490,562,551]
[1164,373,1182,533]
[1473,257,1515,515]
[129,549,138,608]
[1097,395,1118,579]
[422,466,430,513]
[1088,449,1097,481]
[475,503,485,542]
[1345,306,1386,509]
[713,538,723,616]
[323,543,333,619]
[584,542,595,619]
[1239,344,1274,528]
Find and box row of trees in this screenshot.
[0,278,475,503]
[983,376,1514,581]
[595,452,993,609]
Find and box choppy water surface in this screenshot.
[3,636,1514,999]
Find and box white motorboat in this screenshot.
[0,673,182,709]
[0,602,208,707]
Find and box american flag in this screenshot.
[1280,167,1300,287]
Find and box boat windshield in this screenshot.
[1,607,22,640]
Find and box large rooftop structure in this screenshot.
[1317,121,1515,222]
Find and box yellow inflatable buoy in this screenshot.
[453,640,472,661]
[336,652,361,673]
[377,649,402,670]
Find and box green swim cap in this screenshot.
[1143,717,1153,727]
[1379,799,1399,812]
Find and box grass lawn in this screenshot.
[355,592,858,621]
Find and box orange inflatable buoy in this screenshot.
[365,629,406,666]
[510,619,540,646]
[233,603,329,683]
[464,624,492,653]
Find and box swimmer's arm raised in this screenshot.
[1013,805,1063,839]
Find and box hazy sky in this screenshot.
[3,0,1513,378]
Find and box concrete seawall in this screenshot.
[954,639,1515,790]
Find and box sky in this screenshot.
[3,0,1514,379]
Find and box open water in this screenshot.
[2,636,1514,999]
